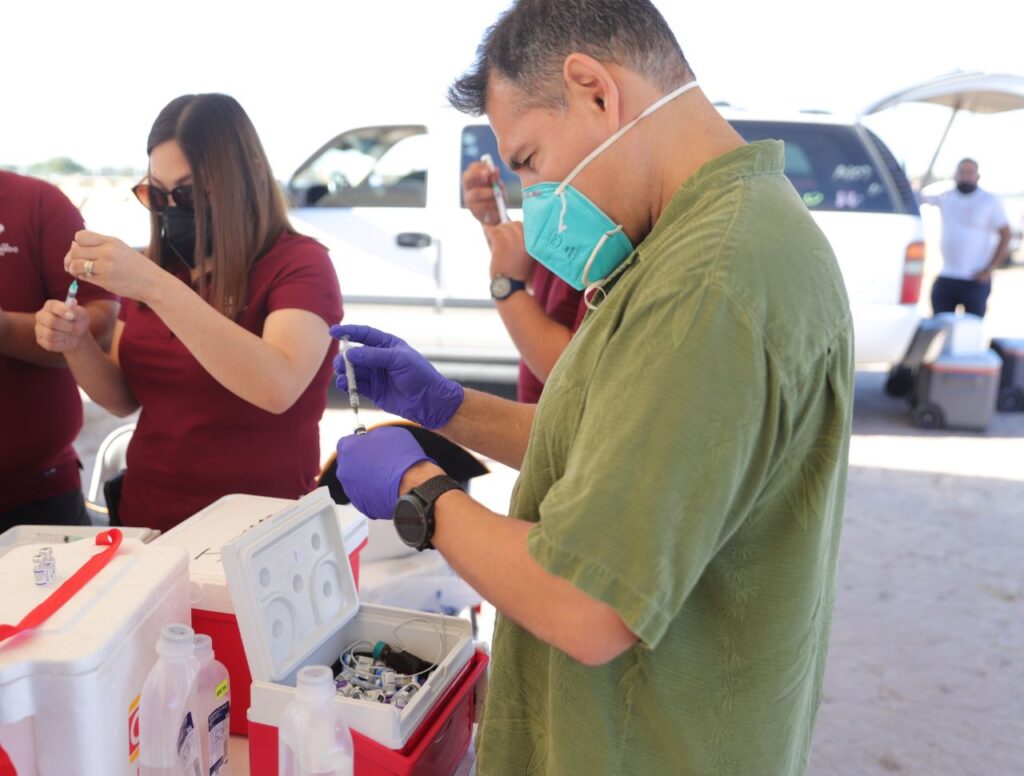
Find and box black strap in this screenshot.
[412,474,463,507]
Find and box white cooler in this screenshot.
[220,489,485,776]
[0,524,160,559]
[155,489,369,735]
[0,537,190,775]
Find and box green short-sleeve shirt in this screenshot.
[476,141,854,776]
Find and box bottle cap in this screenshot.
[296,665,335,704]
[193,633,215,664]
[157,624,196,658]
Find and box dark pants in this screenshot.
[931,276,992,318]
[0,489,90,535]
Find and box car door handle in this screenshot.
[397,232,433,249]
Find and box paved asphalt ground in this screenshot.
[75,267,1023,775]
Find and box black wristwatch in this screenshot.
[490,274,527,300]
[393,474,464,551]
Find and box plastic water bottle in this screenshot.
[194,634,231,775]
[140,624,203,776]
[278,665,354,776]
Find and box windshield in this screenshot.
[291,125,428,208]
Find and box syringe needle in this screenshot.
[341,336,367,435]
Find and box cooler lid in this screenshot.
[0,539,189,684]
[156,492,368,615]
[221,488,359,683]
[931,349,1003,370]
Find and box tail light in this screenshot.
[901,240,925,304]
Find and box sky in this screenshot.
[4,0,1023,192]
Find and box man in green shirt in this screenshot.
[330,1,854,773]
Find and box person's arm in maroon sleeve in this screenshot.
[483,222,573,382]
[57,231,334,415]
[463,161,573,383]
[0,185,118,367]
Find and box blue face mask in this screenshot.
[522,80,700,303]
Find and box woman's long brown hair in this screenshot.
[146,94,292,319]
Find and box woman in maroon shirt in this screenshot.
[35,94,343,532]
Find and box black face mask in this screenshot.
[956,181,978,194]
[161,207,199,269]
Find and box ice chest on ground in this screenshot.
[219,489,486,775]
[155,489,369,736]
[990,338,1024,412]
[912,350,1003,431]
[0,538,190,776]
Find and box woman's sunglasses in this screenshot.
[132,181,195,213]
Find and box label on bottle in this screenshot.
[215,679,229,700]
[209,701,231,774]
[176,711,202,776]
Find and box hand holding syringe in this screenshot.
[481,154,510,224]
[340,336,367,435]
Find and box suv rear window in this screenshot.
[290,125,428,208]
[460,125,523,209]
[731,120,897,214]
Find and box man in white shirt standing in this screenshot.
[921,158,1011,318]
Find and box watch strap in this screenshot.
[412,474,463,507]
[491,275,527,300]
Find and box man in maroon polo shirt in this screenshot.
[0,171,119,530]
[462,163,586,403]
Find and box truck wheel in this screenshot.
[912,403,944,430]
[885,366,915,398]
[997,387,1024,412]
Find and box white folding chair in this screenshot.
[85,423,136,523]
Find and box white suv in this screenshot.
[287,108,923,383]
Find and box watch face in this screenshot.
[491,275,511,299]
[393,497,427,546]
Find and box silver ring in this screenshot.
[85,260,95,276]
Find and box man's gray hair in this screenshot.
[448,0,693,116]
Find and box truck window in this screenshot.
[460,125,523,209]
[731,120,897,214]
[290,125,428,208]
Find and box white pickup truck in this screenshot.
[287,107,924,384]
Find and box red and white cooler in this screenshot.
[0,536,190,775]
[219,489,488,775]
[156,488,369,735]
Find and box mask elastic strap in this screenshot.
[557,191,569,232]
[580,225,623,310]
[583,282,608,311]
[555,80,701,196]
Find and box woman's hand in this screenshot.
[35,299,90,353]
[64,230,164,302]
[484,221,535,283]
[462,160,503,226]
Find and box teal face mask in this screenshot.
[521,80,700,302]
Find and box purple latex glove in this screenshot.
[335,426,437,519]
[330,324,464,430]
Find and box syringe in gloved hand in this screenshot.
[340,336,367,435]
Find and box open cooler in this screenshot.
[155,489,369,736]
[220,489,487,775]
[0,537,190,775]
